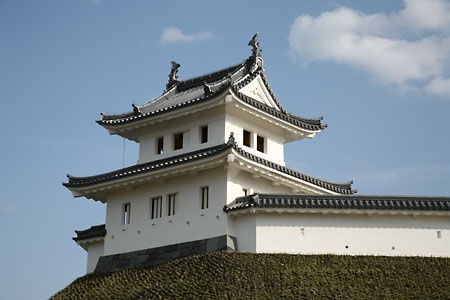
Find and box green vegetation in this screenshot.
[52,252,450,299]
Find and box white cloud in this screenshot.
[288,0,450,98]
[160,27,213,43]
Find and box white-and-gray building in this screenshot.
[64,34,450,274]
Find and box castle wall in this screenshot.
[86,241,104,273]
[250,213,450,257]
[103,167,228,256]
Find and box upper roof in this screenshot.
[225,193,450,214]
[97,33,326,137]
[64,134,355,199]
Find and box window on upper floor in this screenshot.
[173,132,183,150]
[122,203,131,225]
[168,193,177,216]
[150,196,162,220]
[156,136,164,154]
[200,186,209,209]
[257,135,265,153]
[243,129,251,147]
[200,125,208,144]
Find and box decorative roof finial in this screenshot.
[248,32,261,58]
[248,33,263,73]
[166,61,181,89]
[227,132,236,145]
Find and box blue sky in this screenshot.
[1,0,449,298]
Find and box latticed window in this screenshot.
[257,135,265,153]
[200,125,208,144]
[150,197,162,219]
[200,186,209,209]
[122,203,131,225]
[168,193,177,216]
[156,136,164,154]
[243,129,251,147]
[173,132,183,150]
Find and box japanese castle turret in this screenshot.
[64,34,450,274]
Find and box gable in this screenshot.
[237,75,281,111]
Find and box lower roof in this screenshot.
[64,134,355,196]
[225,193,450,213]
[73,224,106,242]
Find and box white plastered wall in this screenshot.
[138,106,226,164]
[225,110,285,165]
[245,213,450,257]
[104,168,228,255]
[86,241,104,273]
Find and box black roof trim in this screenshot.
[224,194,450,213]
[231,143,355,194]
[73,224,106,242]
[64,142,233,188]
[97,56,325,132]
[176,62,245,92]
[64,137,354,194]
[97,83,230,126]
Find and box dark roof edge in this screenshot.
[230,143,355,194]
[64,142,234,188]
[73,224,106,242]
[224,193,450,213]
[64,135,353,194]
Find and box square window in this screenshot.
[122,203,131,225]
[200,186,209,209]
[156,137,164,154]
[168,193,177,216]
[173,132,183,150]
[150,197,162,219]
[257,135,265,153]
[243,130,251,147]
[200,125,208,144]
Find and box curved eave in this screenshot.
[64,144,233,201]
[96,86,231,140]
[228,90,325,141]
[228,147,355,195]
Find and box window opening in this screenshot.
[200,125,208,144]
[243,187,249,196]
[201,186,209,209]
[151,197,162,219]
[168,193,177,216]
[243,130,251,147]
[257,135,265,153]
[156,136,164,154]
[437,230,442,239]
[122,203,131,225]
[173,132,183,150]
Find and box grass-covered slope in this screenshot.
[52,252,450,299]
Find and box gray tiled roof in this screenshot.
[73,224,106,242]
[64,136,355,194]
[224,194,450,213]
[97,54,325,132]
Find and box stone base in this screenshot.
[94,235,237,273]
